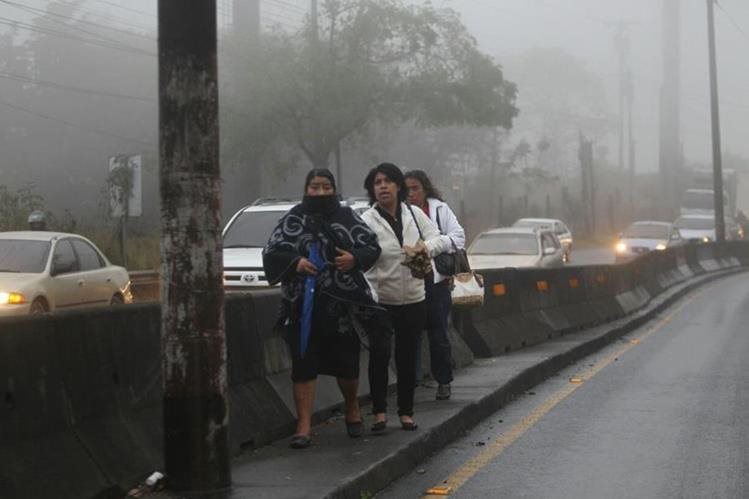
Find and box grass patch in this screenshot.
[80,229,161,271]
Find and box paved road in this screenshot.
[568,246,616,266]
[380,272,749,498]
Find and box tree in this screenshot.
[222,0,518,176]
[503,47,613,178]
[0,1,157,219]
[0,183,45,231]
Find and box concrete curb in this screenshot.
[325,267,746,499]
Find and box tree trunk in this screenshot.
[158,0,229,492]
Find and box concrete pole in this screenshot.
[158,0,229,492]
[706,0,725,242]
[626,70,636,220]
[659,0,681,219]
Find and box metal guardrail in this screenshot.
[128,270,160,303]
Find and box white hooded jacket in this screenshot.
[361,202,443,305]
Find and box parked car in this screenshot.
[222,198,298,289]
[614,221,682,263]
[344,196,371,215]
[0,231,132,316]
[467,227,565,270]
[512,218,573,262]
[674,214,741,243]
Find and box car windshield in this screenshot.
[223,210,289,248]
[513,220,552,231]
[623,225,670,239]
[469,233,538,255]
[674,217,714,230]
[0,240,51,273]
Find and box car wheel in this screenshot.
[110,294,124,306]
[30,298,48,315]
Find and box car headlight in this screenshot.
[615,242,627,254]
[0,292,25,305]
[655,243,667,251]
[702,236,711,243]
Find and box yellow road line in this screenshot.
[423,290,702,498]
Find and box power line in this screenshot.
[0,97,155,147]
[63,2,154,32]
[0,0,155,43]
[266,0,306,14]
[0,16,156,57]
[0,0,133,46]
[715,0,749,41]
[0,70,156,102]
[86,0,156,19]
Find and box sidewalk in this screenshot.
[141,267,743,499]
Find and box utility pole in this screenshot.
[309,0,324,170]
[613,19,630,173]
[579,132,591,236]
[659,0,681,219]
[490,127,499,225]
[706,0,725,242]
[158,0,229,493]
[626,69,636,220]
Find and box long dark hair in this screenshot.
[404,170,443,201]
[364,163,407,204]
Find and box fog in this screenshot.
[0,0,747,257]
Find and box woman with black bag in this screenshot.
[263,169,382,449]
[405,170,467,401]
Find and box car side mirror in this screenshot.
[543,247,556,256]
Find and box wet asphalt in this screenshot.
[380,272,749,499]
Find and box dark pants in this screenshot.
[368,301,426,417]
[424,279,454,385]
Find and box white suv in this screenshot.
[222,198,297,289]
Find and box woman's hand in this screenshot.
[334,248,355,271]
[296,257,318,276]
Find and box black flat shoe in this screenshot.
[289,434,311,449]
[371,420,387,434]
[400,421,418,431]
[346,420,364,438]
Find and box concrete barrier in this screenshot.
[2,241,748,498]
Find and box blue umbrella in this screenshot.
[300,242,324,358]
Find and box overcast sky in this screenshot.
[3,0,748,171]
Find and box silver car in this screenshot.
[512,218,573,262]
[467,227,565,270]
[0,231,132,315]
[614,221,682,263]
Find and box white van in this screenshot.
[222,198,297,289]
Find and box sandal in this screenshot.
[289,434,312,449]
[400,419,418,431]
[371,420,387,435]
[346,420,364,438]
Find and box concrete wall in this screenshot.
[1,241,747,499]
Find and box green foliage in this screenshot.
[0,184,45,231]
[222,0,518,173]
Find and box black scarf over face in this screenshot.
[263,201,381,314]
[300,194,340,217]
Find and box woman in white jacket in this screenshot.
[361,163,444,432]
[405,170,466,402]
